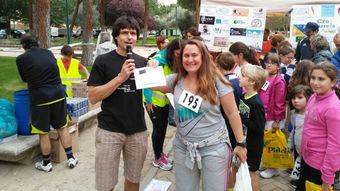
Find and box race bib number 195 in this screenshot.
[178,90,203,113]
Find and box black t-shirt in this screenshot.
[238,94,265,153]
[16,47,65,105]
[87,50,147,135]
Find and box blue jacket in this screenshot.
[312,49,333,64]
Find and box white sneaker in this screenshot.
[67,157,78,168]
[260,168,280,179]
[35,161,52,172]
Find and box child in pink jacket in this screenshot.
[259,53,287,179]
[297,62,340,191]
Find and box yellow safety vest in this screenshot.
[57,58,81,97]
[144,64,172,107]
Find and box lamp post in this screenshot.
[65,0,71,44]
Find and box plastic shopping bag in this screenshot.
[234,162,252,191]
[261,129,294,169]
[0,99,18,140]
[305,181,322,191]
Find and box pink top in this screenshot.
[301,91,340,185]
[259,74,286,121]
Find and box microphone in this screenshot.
[126,45,133,59]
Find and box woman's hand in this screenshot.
[147,60,159,68]
[322,182,332,191]
[233,146,247,163]
[145,103,154,113]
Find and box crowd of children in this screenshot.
[144,27,340,191]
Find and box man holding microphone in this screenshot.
[87,16,148,191]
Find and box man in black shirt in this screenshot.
[16,35,78,172]
[295,22,319,62]
[87,16,147,191]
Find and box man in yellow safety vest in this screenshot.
[57,45,90,97]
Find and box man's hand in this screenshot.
[118,59,135,82]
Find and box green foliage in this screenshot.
[0,0,29,30]
[177,10,194,33]
[177,0,195,11]
[50,0,78,26]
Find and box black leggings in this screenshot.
[147,104,169,160]
[296,158,322,191]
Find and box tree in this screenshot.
[105,0,145,27]
[69,0,83,31]
[30,0,50,48]
[177,0,195,11]
[142,0,149,45]
[177,11,194,34]
[81,0,94,66]
[0,0,28,34]
[178,0,200,28]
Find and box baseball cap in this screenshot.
[304,22,319,33]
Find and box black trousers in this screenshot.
[296,158,323,191]
[146,104,169,160]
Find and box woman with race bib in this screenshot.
[153,39,247,191]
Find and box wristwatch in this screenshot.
[236,137,247,148]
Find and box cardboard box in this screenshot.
[49,125,79,163]
[71,80,88,98]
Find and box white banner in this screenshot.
[199,5,266,52]
[290,4,340,50]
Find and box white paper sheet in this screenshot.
[144,179,171,191]
[165,93,175,109]
[134,66,166,89]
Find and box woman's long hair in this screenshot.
[288,60,315,94]
[174,39,230,105]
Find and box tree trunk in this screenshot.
[31,0,50,48]
[70,0,82,32]
[28,0,34,36]
[142,0,149,45]
[98,0,105,30]
[81,0,94,66]
[5,19,11,36]
[195,0,201,29]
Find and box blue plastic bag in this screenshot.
[0,99,18,139]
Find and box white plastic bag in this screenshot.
[234,162,252,191]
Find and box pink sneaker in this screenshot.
[161,153,173,164]
[153,155,173,171]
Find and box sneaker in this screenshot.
[35,161,52,172]
[161,153,173,164]
[260,168,280,179]
[153,156,173,171]
[67,157,78,168]
[289,179,298,189]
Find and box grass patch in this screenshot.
[136,35,181,46]
[0,56,26,101]
[0,37,97,47]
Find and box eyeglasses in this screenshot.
[285,56,295,60]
